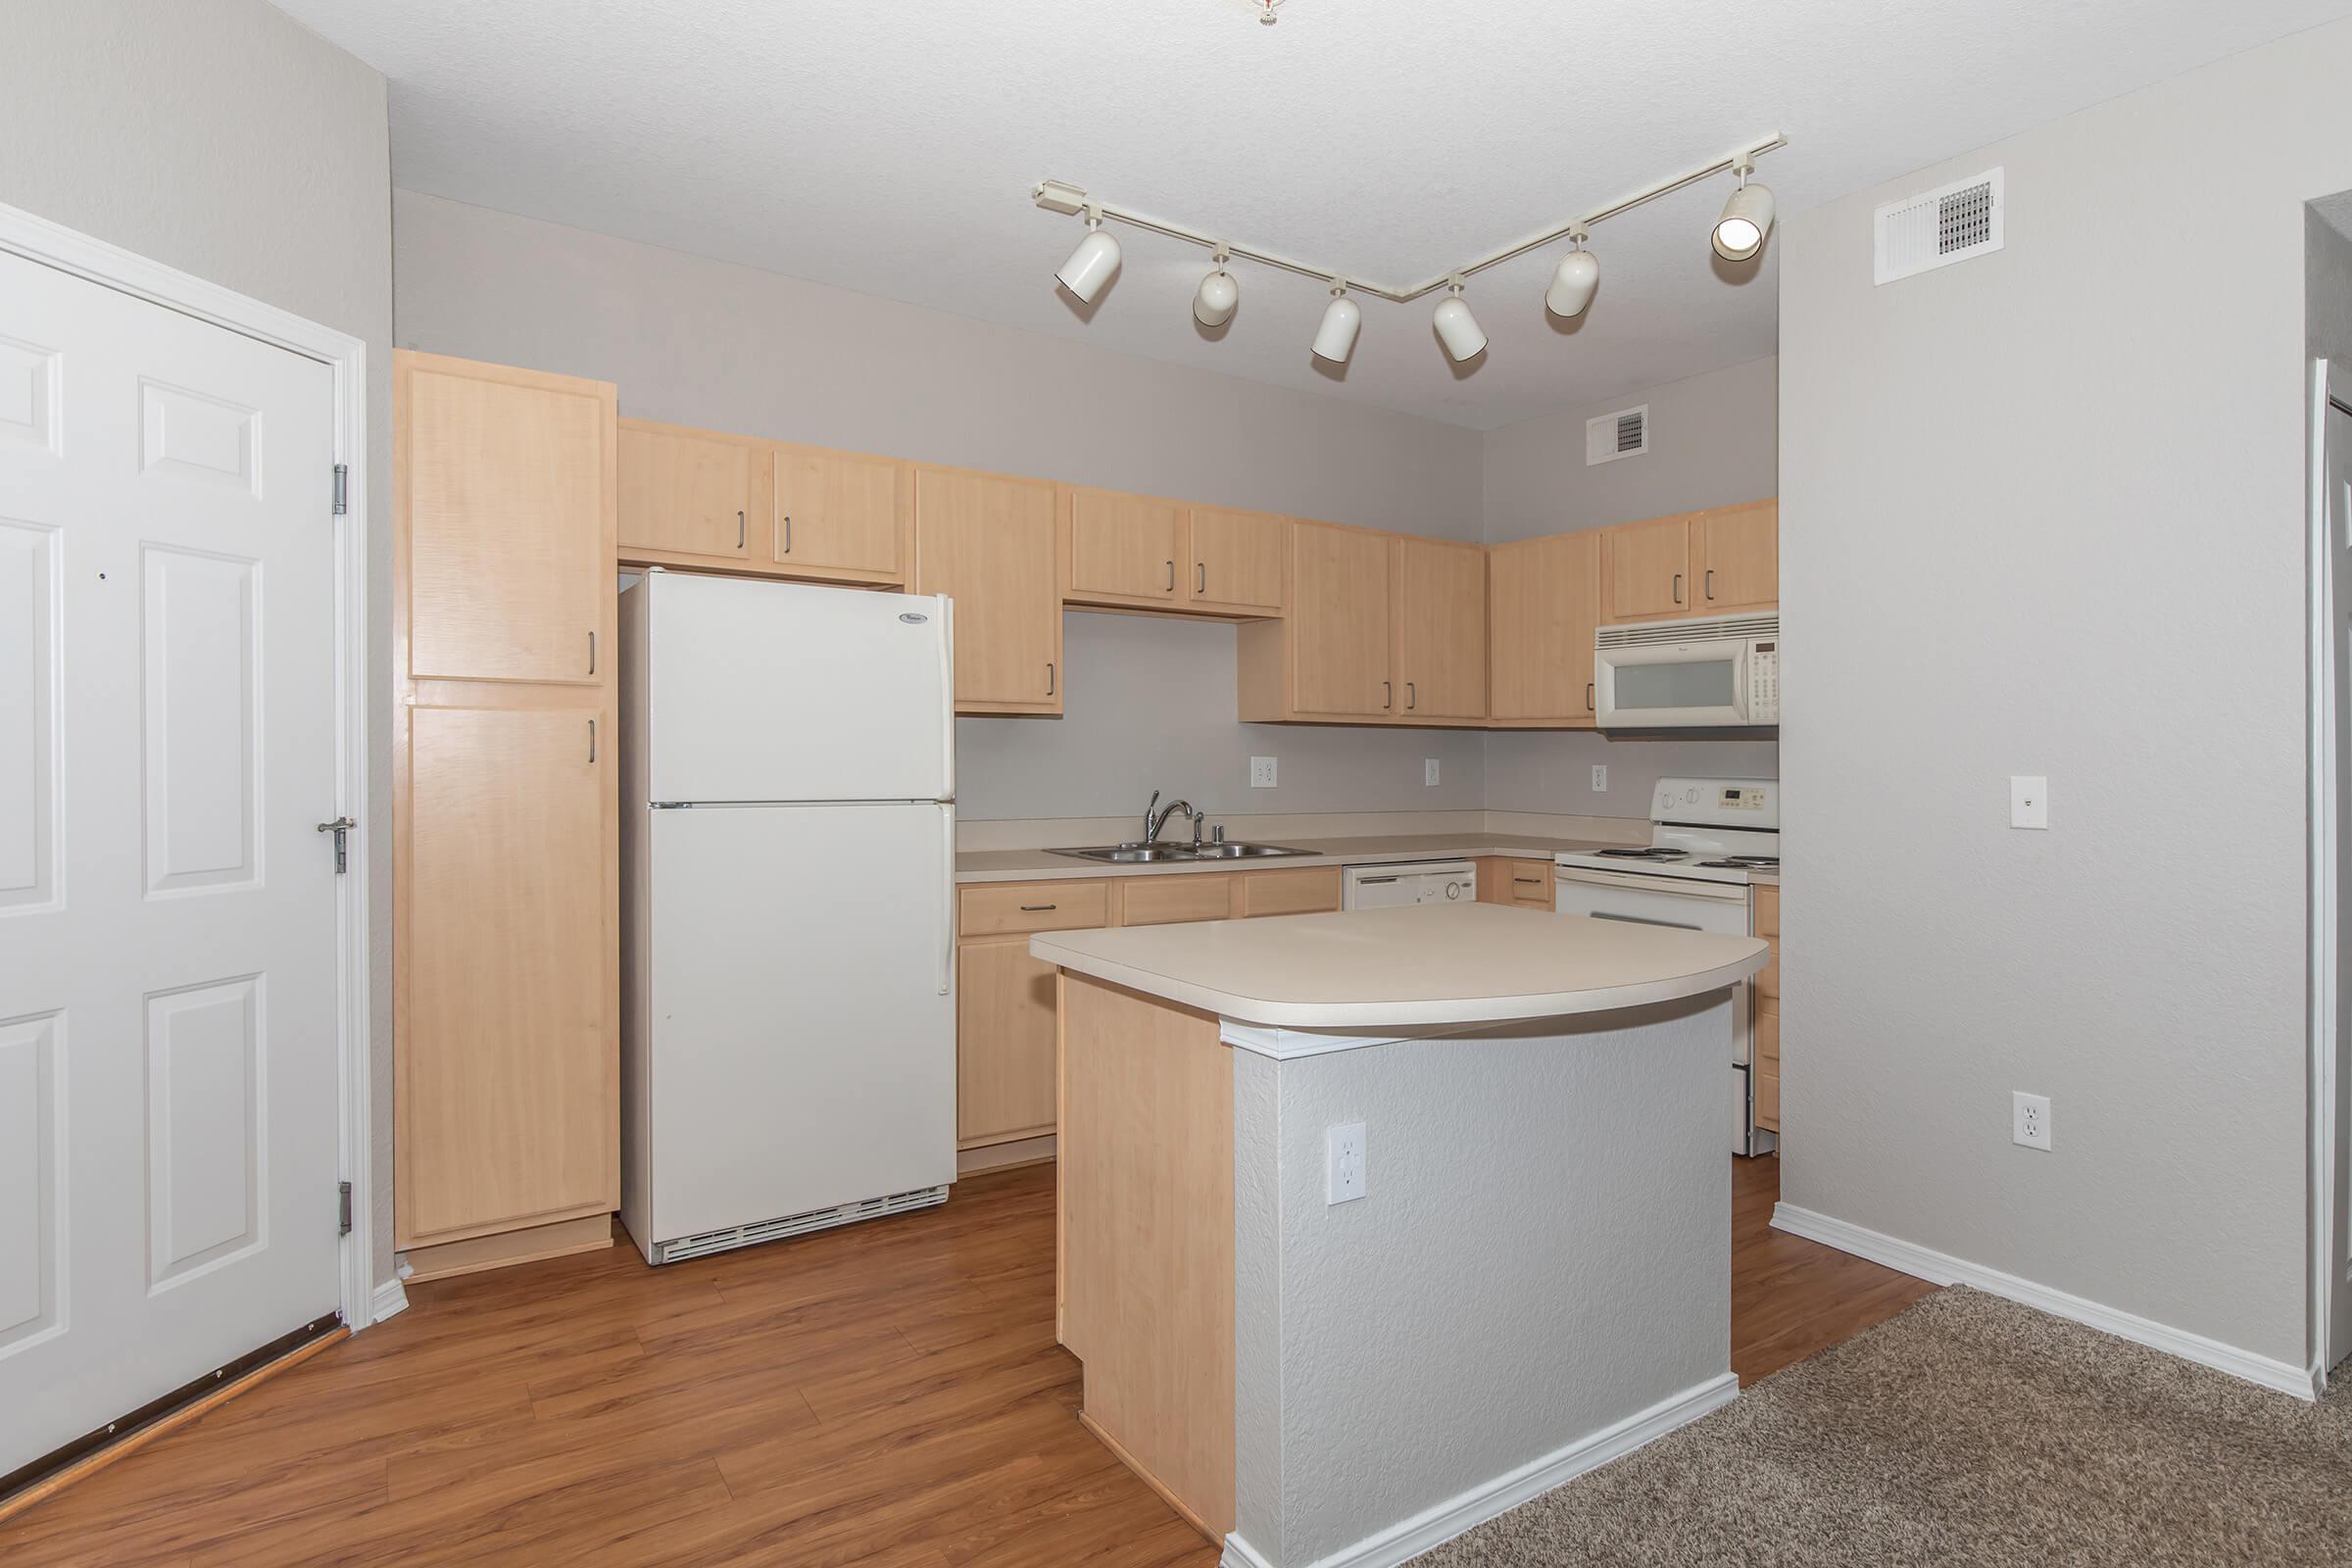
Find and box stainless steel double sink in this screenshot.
[1049,841,1317,864]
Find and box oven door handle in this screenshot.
[1554,865,1752,901]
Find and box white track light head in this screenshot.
[1433,280,1486,362]
[1194,264,1239,327]
[1312,284,1361,364]
[1545,236,1598,318]
[1712,168,1775,262]
[1056,214,1121,302]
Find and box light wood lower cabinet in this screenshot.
[956,938,1063,1150]
[1115,873,1235,927]
[1476,857,1555,910]
[395,351,619,1262]
[914,466,1064,714]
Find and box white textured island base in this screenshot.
[1224,996,1735,1568]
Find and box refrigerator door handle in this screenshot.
[937,802,956,996]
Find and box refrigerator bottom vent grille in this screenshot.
[652,1185,951,1264]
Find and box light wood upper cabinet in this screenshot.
[914,466,1064,714]
[1490,529,1600,726]
[773,443,911,581]
[1281,520,1395,718]
[1695,499,1778,612]
[1394,536,1487,720]
[1067,487,1186,603]
[401,352,613,684]
[1600,512,1698,624]
[1187,506,1287,615]
[616,418,760,561]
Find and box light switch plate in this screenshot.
[1424,758,1441,787]
[1250,756,1278,789]
[2010,775,2049,830]
[1326,1122,1366,1204]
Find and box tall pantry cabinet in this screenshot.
[394,351,621,1280]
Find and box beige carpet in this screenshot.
[1411,1288,2351,1567]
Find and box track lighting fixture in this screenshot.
[1432,279,1486,362]
[1711,163,1775,262]
[1545,232,1598,318]
[1312,282,1360,364]
[1055,209,1121,303]
[1194,253,1239,327]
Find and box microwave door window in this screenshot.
[1614,658,1738,712]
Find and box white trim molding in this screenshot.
[1219,1374,1739,1568]
[0,197,379,1339]
[1773,1203,2321,1401]
[368,1279,410,1326]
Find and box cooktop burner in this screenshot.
[1594,847,1691,860]
[1696,856,1782,869]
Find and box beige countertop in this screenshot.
[1030,903,1769,1031]
[956,832,1625,884]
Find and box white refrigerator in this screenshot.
[617,570,957,1264]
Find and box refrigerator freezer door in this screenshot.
[645,801,956,1245]
[646,572,952,804]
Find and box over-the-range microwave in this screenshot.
[1593,612,1779,729]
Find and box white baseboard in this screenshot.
[1219,1372,1739,1568]
[367,1278,410,1327]
[1771,1202,2321,1402]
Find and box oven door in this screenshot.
[1594,638,1752,728]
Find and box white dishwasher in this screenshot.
[1342,859,1478,909]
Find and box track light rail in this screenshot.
[1033,131,1785,305]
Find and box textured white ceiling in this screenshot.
[279,0,2352,429]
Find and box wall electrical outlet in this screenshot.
[2010,775,2049,830]
[1424,758,1441,787]
[1250,756,1278,789]
[1592,764,1608,792]
[1326,1122,1367,1204]
[2012,1092,2052,1152]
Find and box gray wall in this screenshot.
[392,191,1492,822]
[1479,358,1783,815]
[0,1,398,1291]
[1780,20,2352,1371]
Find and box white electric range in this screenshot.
[1555,777,1780,1156]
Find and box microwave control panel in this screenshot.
[1748,642,1779,723]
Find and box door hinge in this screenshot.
[331,464,349,515]
[316,815,355,873]
[337,1181,354,1237]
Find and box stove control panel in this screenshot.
[1653,777,1780,829]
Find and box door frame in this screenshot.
[2311,355,2347,1391]
[0,199,383,1333]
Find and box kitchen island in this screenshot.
[1034,902,1768,1568]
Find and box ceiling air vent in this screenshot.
[1876,168,2004,284]
[1587,404,1648,466]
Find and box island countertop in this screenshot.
[1029,902,1768,1030]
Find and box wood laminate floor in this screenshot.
[3,1155,1931,1566]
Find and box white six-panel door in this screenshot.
[0,249,343,1475]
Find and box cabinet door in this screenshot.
[1117,873,1235,927]
[1696,499,1778,612]
[616,420,756,560]
[1235,866,1342,917]
[1068,487,1184,603]
[956,937,1059,1148]
[913,467,1062,712]
[1288,520,1393,717]
[400,702,615,1244]
[1601,514,1696,623]
[1188,506,1287,614]
[1393,536,1487,720]
[1490,530,1600,724]
[773,444,909,579]
[401,354,613,683]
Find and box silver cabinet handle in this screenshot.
[588,631,596,674]
[1196,563,1205,594]
[1165,560,1175,592]
[1406,681,1417,710]
[1673,572,1684,605]
[1019,904,1057,911]
[1046,662,1055,697]
[737,509,746,550]
[1514,876,1543,887]
[1586,681,1594,713]
[1705,568,1715,600]
[782,514,793,554]
[1383,680,1393,710]
[587,718,597,763]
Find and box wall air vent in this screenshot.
[1587,404,1648,466]
[1876,168,2004,284]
